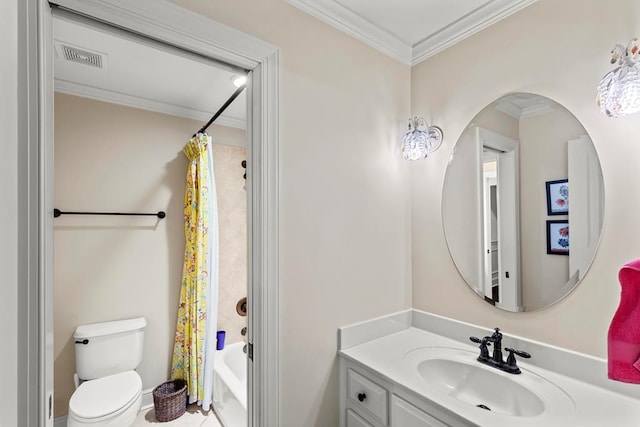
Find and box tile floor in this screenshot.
[133,405,222,426]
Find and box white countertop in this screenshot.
[339,327,640,427]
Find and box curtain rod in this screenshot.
[53,209,166,219]
[194,84,246,136]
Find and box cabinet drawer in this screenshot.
[347,369,388,425]
[346,409,374,427]
[391,395,449,427]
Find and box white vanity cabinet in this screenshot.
[338,311,640,427]
[391,395,448,427]
[340,357,466,427]
[346,368,388,425]
[346,409,375,427]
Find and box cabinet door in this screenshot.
[347,409,375,427]
[347,369,388,425]
[391,395,449,427]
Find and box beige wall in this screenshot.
[169,1,412,426]
[53,93,247,416]
[474,107,519,141]
[519,108,585,309]
[412,0,640,358]
[215,144,249,346]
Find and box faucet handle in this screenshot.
[505,348,531,359]
[469,336,492,346]
[470,336,491,360]
[504,347,531,374]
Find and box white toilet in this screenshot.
[67,317,147,427]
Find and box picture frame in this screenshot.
[547,220,569,255]
[546,179,569,215]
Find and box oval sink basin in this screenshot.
[405,347,575,419]
[417,358,543,416]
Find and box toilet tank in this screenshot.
[74,317,146,380]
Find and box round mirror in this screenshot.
[443,93,604,312]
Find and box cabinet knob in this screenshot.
[357,392,367,402]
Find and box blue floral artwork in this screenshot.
[546,179,569,215]
[547,220,569,255]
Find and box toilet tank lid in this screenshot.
[74,317,146,339]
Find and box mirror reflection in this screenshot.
[443,93,604,312]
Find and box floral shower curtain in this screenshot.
[171,133,219,409]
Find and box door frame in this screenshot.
[26,1,280,425]
[482,167,497,300]
[477,127,521,311]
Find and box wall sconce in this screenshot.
[401,117,443,161]
[596,37,640,118]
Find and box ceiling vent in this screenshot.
[58,43,104,69]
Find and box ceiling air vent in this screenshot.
[60,44,104,68]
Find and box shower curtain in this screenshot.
[171,133,219,410]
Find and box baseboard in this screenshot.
[141,387,154,410]
[53,388,154,426]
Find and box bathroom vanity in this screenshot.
[338,310,640,427]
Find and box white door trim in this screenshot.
[37,1,280,426]
[40,0,55,425]
[16,0,50,425]
[478,128,521,312]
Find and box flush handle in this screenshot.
[75,339,89,345]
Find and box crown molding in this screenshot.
[411,0,538,66]
[494,97,556,119]
[284,0,412,64]
[54,79,246,129]
[520,102,555,118]
[285,0,538,66]
[494,99,524,119]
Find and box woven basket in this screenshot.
[152,379,187,422]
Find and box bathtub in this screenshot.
[214,341,247,427]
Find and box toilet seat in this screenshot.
[68,370,141,421]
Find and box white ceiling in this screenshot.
[285,0,538,65]
[53,1,538,123]
[53,15,247,129]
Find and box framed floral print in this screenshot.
[546,179,569,215]
[547,220,569,255]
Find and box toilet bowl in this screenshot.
[67,370,142,427]
[67,318,146,427]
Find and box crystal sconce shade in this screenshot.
[596,38,640,118]
[401,117,443,161]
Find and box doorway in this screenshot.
[53,9,251,425]
[34,1,279,426]
[482,154,499,303]
[477,127,521,311]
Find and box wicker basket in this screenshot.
[152,379,187,422]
